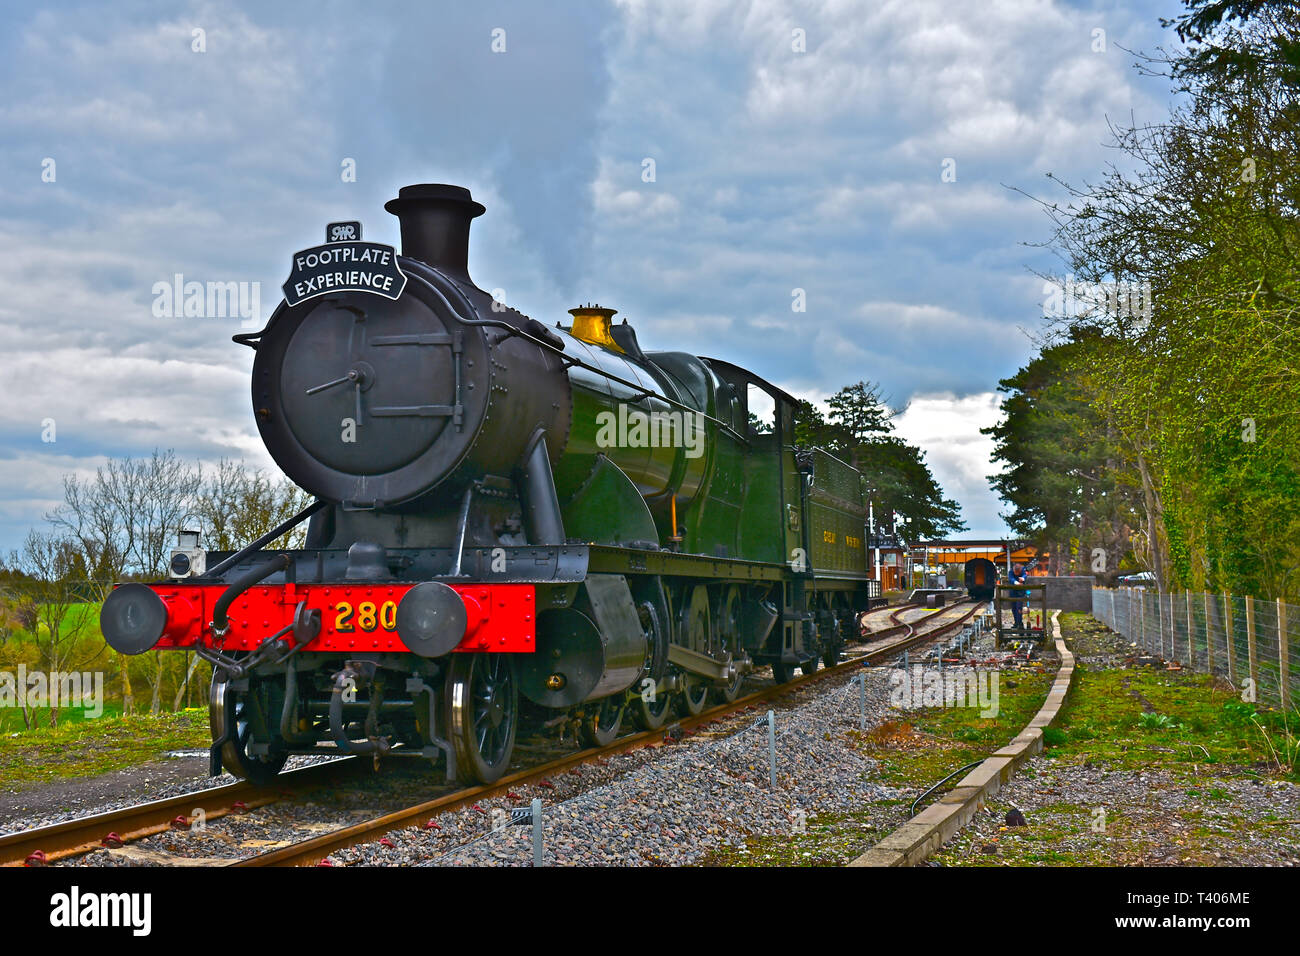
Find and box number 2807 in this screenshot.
[334,600,398,633]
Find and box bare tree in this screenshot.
[193,459,312,552]
[49,474,128,601]
[50,449,201,580]
[49,450,198,714]
[41,451,310,717]
[8,531,105,727]
[133,450,202,577]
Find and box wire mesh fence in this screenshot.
[1092,588,1298,711]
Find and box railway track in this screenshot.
[241,599,982,867]
[4,600,980,868]
[0,757,367,867]
[859,598,974,644]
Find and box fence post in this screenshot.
[767,709,777,789]
[1140,589,1146,651]
[531,798,543,867]
[1223,592,1235,686]
[1169,591,1177,663]
[1246,596,1258,698]
[1158,591,1166,660]
[1185,589,1194,668]
[858,672,867,729]
[1203,590,1215,676]
[1278,598,1290,711]
[1171,591,1177,662]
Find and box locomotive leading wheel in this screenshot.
[446,652,518,785]
[209,675,287,785]
[580,695,625,748]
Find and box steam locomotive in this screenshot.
[100,184,879,785]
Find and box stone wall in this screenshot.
[1035,575,1095,612]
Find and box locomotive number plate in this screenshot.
[334,599,399,633]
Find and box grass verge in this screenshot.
[1,708,211,787]
[931,612,1300,866]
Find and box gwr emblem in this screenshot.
[327,221,362,243]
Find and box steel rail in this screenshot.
[0,757,363,867]
[858,600,964,644]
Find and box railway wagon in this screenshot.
[964,557,998,601]
[100,183,880,786]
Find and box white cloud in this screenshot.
[894,391,1007,536]
[592,161,683,223]
[0,0,1177,553]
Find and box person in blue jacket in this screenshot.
[1009,563,1028,630]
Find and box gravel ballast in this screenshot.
[328,666,914,866]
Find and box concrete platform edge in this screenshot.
[848,609,1075,868]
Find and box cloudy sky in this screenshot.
[0,0,1183,554]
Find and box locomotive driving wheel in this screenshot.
[580,695,625,748]
[677,585,712,717]
[631,599,673,730]
[209,674,287,785]
[632,686,673,730]
[713,586,745,704]
[446,652,518,785]
[679,674,709,716]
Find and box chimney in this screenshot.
[384,184,485,282]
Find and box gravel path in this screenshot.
[19,612,978,867]
[934,761,1300,866]
[23,661,912,866]
[933,615,1300,866]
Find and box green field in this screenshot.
[1,708,211,786]
[0,599,218,785]
[2,599,212,733]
